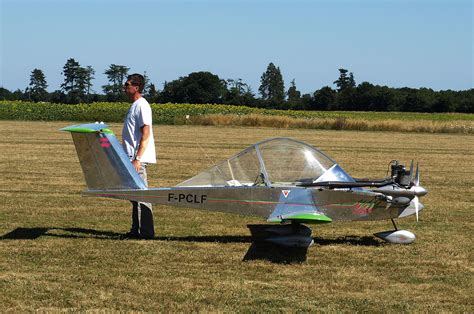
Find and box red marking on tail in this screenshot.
[99,137,111,148]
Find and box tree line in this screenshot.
[0,58,472,113]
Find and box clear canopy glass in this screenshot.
[177,138,353,187]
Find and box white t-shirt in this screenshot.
[122,97,156,164]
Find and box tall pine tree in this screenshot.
[60,58,93,103]
[28,68,48,101]
[102,64,130,101]
[259,62,285,104]
[61,58,80,95]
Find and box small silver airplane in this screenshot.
[62,123,428,248]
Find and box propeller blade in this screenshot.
[409,160,414,184]
[414,196,419,222]
[414,162,420,186]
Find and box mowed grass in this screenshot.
[0,121,472,312]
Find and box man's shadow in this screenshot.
[0,227,122,240]
[1,225,382,264]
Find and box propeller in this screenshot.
[376,160,427,221]
[412,162,420,222]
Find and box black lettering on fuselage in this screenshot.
[167,193,208,204]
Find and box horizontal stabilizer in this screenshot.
[61,123,114,134]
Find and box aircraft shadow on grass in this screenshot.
[1,225,382,264]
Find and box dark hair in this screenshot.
[127,73,145,93]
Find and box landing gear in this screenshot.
[374,219,416,244]
[391,218,398,231]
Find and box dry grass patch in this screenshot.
[188,113,474,134]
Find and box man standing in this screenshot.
[122,73,156,239]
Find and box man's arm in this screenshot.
[132,124,151,172]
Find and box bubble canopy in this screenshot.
[177,138,354,187]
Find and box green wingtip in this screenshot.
[61,123,114,135]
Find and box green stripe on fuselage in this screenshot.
[269,213,332,224]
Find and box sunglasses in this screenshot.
[124,82,136,87]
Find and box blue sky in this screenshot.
[1,0,472,94]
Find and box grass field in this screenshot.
[0,121,472,312]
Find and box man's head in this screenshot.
[124,73,145,99]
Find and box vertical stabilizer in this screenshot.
[61,123,146,191]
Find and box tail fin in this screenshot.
[61,123,146,191]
